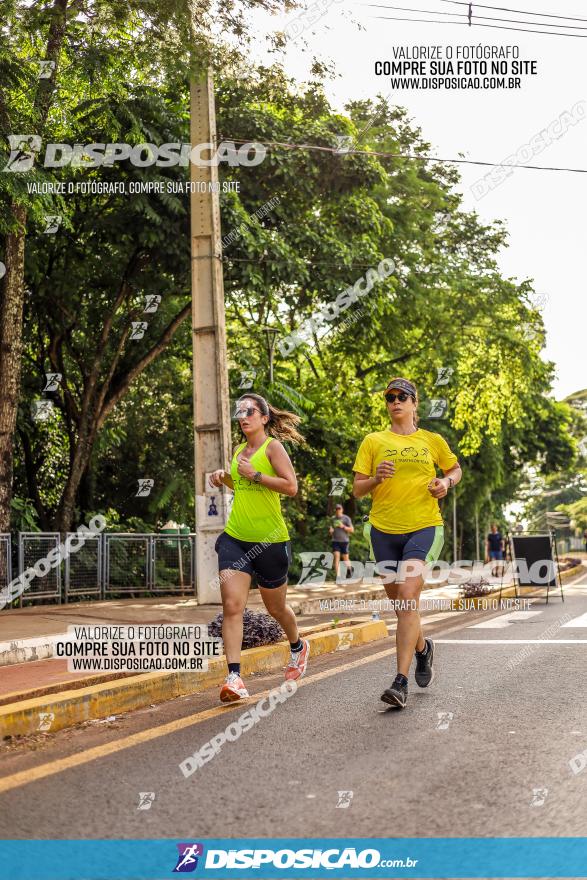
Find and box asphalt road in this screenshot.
[0,577,586,841]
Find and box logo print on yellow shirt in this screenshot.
[384,445,431,464]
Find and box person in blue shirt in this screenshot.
[486,523,504,577]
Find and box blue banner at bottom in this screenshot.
[0,837,586,879]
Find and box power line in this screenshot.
[222,136,587,174]
[366,3,587,30]
[222,256,386,269]
[437,0,587,23]
[198,252,394,269]
[370,12,587,37]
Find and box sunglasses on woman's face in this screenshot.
[385,391,413,403]
[234,406,262,419]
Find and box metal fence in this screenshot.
[103,534,195,597]
[152,535,194,594]
[64,534,102,601]
[104,534,151,596]
[0,531,196,608]
[0,534,11,594]
[19,532,61,605]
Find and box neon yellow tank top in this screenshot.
[224,437,290,543]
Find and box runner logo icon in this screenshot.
[298,552,333,586]
[173,843,204,872]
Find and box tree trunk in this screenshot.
[56,425,97,532]
[78,461,96,515]
[0,204,27,531]
[0,0,68,531]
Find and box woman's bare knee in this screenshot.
[259,584,288,615]
[396,588,419,604]
[223,596,246,617]
[394,579,421,618]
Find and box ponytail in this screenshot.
[236,393,305,445]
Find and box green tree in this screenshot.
[0,0,291,531]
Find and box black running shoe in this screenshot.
[415,638,434,688]
[381,679,408,709]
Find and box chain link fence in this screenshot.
[64,534,102,601]
[104,534,151,597]
[18,532,61,605]
[1,531,196,608]
[152,535,194,595]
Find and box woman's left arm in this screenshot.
[428,463,462,499]
[237,440,298,497]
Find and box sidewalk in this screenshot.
[0,576,497,699]
[1,561,583,708]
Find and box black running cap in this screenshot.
[383,378,417,398]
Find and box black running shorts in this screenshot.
[215,531,291,589]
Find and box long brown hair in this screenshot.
[236,393,305,445]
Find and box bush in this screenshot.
[460,577,495,599]
[207,609,285,649]
[558,557,582,572]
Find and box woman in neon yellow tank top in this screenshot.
[209,393,310,703]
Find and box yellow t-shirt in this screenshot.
[352,428,458,534]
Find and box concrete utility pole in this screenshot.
[190,72,231,604]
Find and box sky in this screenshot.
[238,0,587,402]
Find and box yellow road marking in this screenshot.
[0,646,395,795]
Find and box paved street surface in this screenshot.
[0,576,586,841]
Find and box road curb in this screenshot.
[0,632,75,669]
[560,563,584,583]
[0,619,387,740]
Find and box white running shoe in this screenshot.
[219,671,249,703]
[285,639,310,682]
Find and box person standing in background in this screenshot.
[328,502,354,578]
[486,523,504,577]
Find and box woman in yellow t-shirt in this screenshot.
[208,393,309,703]
[352,377,462,709]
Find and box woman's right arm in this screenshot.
[353,461,395,498]
[221,471,234,490]
[209,468,234,490]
